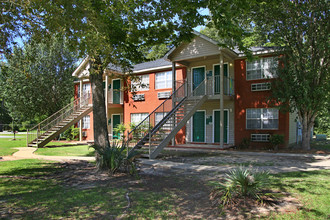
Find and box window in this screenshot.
[82,115,90,129]
[155,71,172,89]
[131,75,149,91]
[246,57,277,80]
[155,112,171,127]
[246,108,279,129]
[130,113,148,125]
[251,134,270,142]
[251,83,271,91]
[78,83,91,97]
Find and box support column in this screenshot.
[105,74,109,117]
[79,79,83,141]
[219,53,224,148]
[172,62,176,146]
[105,74,109,137]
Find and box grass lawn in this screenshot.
[266,170,330,219]
[0,159,178,219]
[35,144,94,157]
[0,137,26,156]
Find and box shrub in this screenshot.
[211,167,270,208]
[113,123,126,139]
[90,141,140,175]
[269,134,285,150]
[62,126,79,140]
[238,137,250,149]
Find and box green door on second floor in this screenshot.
[113,79,121,104]
[192,67,205,95]
[214,64,228,94]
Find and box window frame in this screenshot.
[246,108,279,130]
[131,75,149,91]
[251,82,271,91]
[130,113,149,125]
[246,57,278,80]
[251,134,270,142]
[82,115,90,129]
[155,71,172,90]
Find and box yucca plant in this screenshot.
[90,141,140,175]
[211,167,270,209]
[225,167,270,198]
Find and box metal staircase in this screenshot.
[27,93,93,147]
[127,77,213,159]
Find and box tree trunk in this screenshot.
[89,58,110,148]
[301,112,314,150]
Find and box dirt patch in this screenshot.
[33,161,301,219]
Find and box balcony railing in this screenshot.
[107,89,123,104]
[214,75,235,96]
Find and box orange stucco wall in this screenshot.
[234,58,290,148]
[124,67,187,144]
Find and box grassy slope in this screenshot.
[0,159,177,219]
[35,145,94,156]
[0,137,26,156]
[267,170,330,219]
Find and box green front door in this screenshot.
[113,79,120,104]
[193,111,205,142]
[193,67,205,95]
[214,110,228,143]
[112,115,121,139]
[214,64,228,94]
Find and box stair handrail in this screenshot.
[127,76,212,155]
[127,79,186,139]
[27,92,92,146]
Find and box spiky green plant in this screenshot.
[225,167,270,198]
[211,167,270,208]
[90,141,140,175]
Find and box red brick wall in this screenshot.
[234,58,289,148]
[124,67,186,144]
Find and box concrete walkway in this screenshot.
[1,147,329,174]
[10,147,95,162]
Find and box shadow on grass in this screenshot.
[43,143,89,148]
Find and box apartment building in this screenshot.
[72,32,299,156]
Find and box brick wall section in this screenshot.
[124,67,186,144]
[234,58,290,148]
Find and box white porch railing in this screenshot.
[213,75,235,96]
[108,89,123,104]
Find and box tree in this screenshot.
[1,0,207,149]
[208,0,329,149]
[0,36,77,121]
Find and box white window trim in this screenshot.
[130,113,149,125]
[131,75,149,91]
[251,134,270,142]
[251,82,271,91]
[246,108,279,130]
[212,109,229,144]
[82,115,90,129]
[246,57,277,81]
[155,71,172,90]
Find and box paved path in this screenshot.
[1,147,329,175]
[9,147,95,162]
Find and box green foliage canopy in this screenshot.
[0,37,77,121]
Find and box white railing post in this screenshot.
[26,129,29,147]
